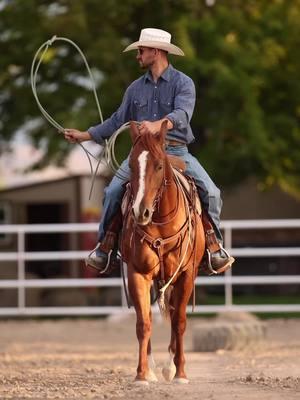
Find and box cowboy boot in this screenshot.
[85,240,120,275]
[204,246,235,275]
[85,211,122,275]
[201,212,235,275]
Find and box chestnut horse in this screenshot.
[121,121,205,385]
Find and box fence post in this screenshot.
[224,225,233,309]
[17,229,26,314]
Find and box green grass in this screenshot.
[191,293,300,319]
[233,294,300,305]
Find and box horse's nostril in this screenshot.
[143,208,150,219]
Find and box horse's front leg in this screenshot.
[162,297,177,382]
[147,320,158,382]
[128,267,152,384]
[171,272,194,383]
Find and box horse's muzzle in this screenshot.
[132,206,153,226]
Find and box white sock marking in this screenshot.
[133,150,148,218]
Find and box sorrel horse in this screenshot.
[121,121,205,385]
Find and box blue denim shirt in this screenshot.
[88,64,196,144]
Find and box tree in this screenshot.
[0,0,299,198]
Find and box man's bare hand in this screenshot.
[138,119,173,135]
[64,129,91,143]
[138,121,162,135]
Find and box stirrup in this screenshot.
[205,244,233,276]
[219,243,231,258]
[206,249,218,276]
[85,243,113,275]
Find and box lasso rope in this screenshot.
[31,35,108,199]
[31,35,138,192]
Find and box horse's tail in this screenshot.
[157,285,173,320]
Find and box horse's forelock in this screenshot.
[137,132,165,159]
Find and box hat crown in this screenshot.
[123,28,184,56]
[139,28,171,44]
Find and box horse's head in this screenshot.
[129,121,168,225]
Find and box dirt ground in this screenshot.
[0,315,299,399]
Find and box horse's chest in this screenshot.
[122,223,160,272]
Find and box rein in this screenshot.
[151,175,180,226]
[129,151,194,298]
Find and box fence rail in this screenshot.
[0,219,300,316]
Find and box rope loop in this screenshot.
[31,36,134,195]
[47,35,57,46]
[31,36,106,199]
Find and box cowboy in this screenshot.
[64,28,234,274]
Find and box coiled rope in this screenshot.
[31,35,107,198]
[31,35,138,192]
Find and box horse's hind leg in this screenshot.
[128,268,153,384]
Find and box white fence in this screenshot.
[0,220,300,316]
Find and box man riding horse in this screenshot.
[64,28,234,274]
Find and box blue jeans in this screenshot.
[98,145,223,243]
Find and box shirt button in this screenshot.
[154,100,157,103]
[154,86,157,89]
[154,114,157,117]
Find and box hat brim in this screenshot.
[123,40,184,56]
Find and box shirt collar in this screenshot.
[160,64,173,82]
[144,64,173,83]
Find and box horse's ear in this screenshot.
[130,121,140,143]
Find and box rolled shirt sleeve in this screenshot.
[165,76,196,131]
[88,86,132,144]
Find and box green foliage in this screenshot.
[0,0,299,197]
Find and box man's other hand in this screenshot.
[64,129,91,143]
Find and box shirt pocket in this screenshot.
[159,98,173,116]
[132,99,148,120]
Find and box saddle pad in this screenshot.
[121,183,131,217]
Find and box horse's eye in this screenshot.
[156,164,163,171]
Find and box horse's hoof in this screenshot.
[133,379,150,386]
[173,377,189,384]
[162,366,176,382]
[146,369,158,382]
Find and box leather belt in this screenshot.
[165,139,185,147]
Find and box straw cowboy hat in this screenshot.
[123,28,185,56]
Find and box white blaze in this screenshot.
[133,150,149,217]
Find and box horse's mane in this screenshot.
[137,132,166,159]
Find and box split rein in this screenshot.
[128,140,194,299]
